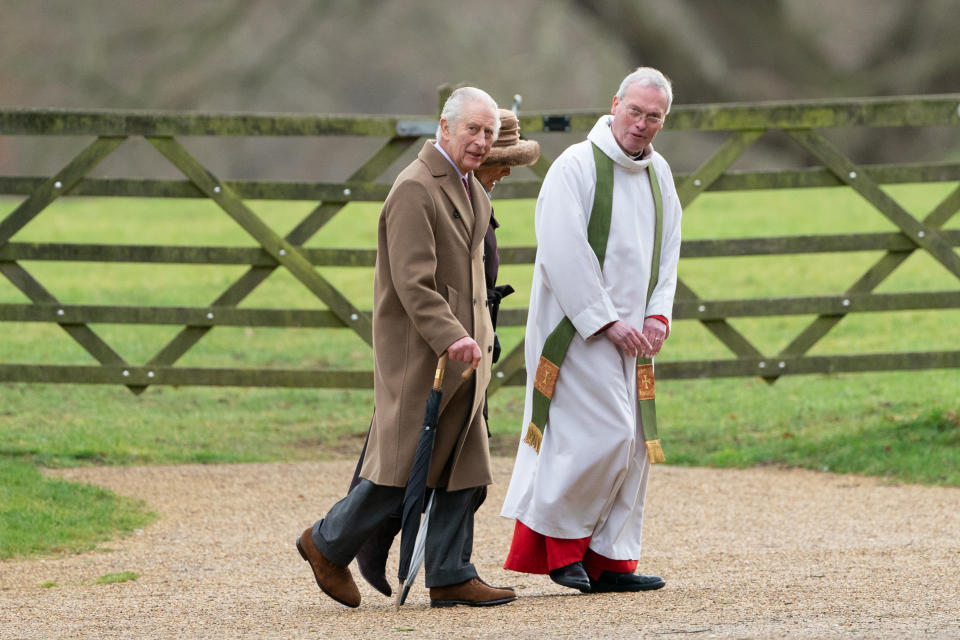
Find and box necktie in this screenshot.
[462,176,472,201]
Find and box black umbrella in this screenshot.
[396,352,449,605]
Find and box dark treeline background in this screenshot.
[2,0,959,178]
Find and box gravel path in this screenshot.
[2,458,959,639]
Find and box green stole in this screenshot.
[523,142,666,464]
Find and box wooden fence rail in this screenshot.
[1,93,959,394]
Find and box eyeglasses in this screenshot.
[624,107,665,126]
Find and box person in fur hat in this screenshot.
[475,108,541,193]
[476,108,541,363]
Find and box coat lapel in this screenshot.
[466,173,491,254]
[418,142,474,243]
[442,174,475,238]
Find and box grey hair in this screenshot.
[616,67,674,114]
[436,87,500,141]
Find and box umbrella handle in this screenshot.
[436,352,475,388]
[434,353,448,391]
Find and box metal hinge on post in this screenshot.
[543,116,571,132]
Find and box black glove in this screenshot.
[487,284,515,330]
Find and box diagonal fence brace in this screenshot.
[0,136,139,387]
[672,131,772,375]
[777,181,960,362]
[147,136,373,343]
[0,262,127,367]
[0,137,126,245]
[677,131,764,206]
[762,133,960,381]
[136,135,420,393]
[787,129,960,279]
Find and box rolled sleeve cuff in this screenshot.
[570,294,618,340]
[646,315,669,330]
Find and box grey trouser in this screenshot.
[312,479,484,588]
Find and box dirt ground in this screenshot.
[2,457,959,639]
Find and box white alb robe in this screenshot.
[501,116,682,560]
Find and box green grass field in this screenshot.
[1,182,958,558]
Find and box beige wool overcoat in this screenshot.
[360,141,495,492]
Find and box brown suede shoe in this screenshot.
[429,577,517,608]
[296,526,361,608]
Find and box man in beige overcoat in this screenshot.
[296,87,516,609]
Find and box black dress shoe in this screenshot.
[549,561,591,592]
[589,571,665,593]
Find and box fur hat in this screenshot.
[483,109,540,167]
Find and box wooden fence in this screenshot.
[1,93,959,395]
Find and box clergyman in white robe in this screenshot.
[501,93,682,586]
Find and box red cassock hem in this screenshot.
[503,520,638,579]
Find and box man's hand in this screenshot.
[602,320,652,358]
[447,336,482,370]
[640,317,667,358]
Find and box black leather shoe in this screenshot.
[589,571,665,592]
[549,561,591,592]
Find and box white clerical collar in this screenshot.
[433,141,468,181]
[588,115,653,172]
